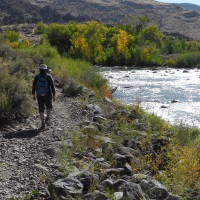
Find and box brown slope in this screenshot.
[2,0,200,41]
[0,0,87,26]
[26,0,200,41]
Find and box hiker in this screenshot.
[32,64,56,129]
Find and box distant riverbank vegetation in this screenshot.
[33,18,200,68]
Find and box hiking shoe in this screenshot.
[45,117,51,126]
[40,122,45,129]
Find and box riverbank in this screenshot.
[0,87,199,200]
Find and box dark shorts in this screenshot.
[37,95,52,112]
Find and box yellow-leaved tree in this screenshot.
[116,30,128,54]
[71,35,90,60]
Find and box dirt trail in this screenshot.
[0,90,85,199]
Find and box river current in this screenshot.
[100,67,200,128]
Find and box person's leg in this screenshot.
[47,108,51,119]
[39,112,45,124]
[37,96,46,128]
[45,95,53,126]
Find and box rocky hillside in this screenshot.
[1,0,200,40]
[175,3,200,12]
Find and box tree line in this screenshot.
[34,17,200,67]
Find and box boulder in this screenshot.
[122,182,146,200]
[49,176,83,197]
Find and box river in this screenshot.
[100,67,200,128]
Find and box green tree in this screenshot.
[4,30,20,42]
[47,22,77,54]
[136,25,164,65]
[34,22,47,34]
[135,16,150,34]
[188,40,200,52]
[94,45,106,64]
[79,21,108,64]
[137,25,164,48]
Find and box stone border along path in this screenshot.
[0,89,86,199]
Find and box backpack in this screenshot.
[36,74,48,96]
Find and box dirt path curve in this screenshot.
[0,90,85,199]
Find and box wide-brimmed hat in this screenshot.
[39,64,48,70]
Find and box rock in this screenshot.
[82,125,99,134]
[102,142,114,156]
[122,182,146,200]
[114,191,123,200]
[152,137,169,153]
[34,164,49,172]
[89,92,95,98]
[68,170,99,193]
[110,86,118,94]
[113,179,127,191]
[122,139,142,150]
[148,187,169,200]
[103,96,113,104]
[112,153,127,168]
[161,105,168,108]
[93,105,103,114]
[49,177,83,197]
[134,121,148,131]
[124,163,133,176]
[105,168,125,176]
[131,174,148,182]
[84,190,108,200]
[117,146,135,155]
[165,194,182,200]
[140,179,169,200]
[171,100,180,103]
[93,115,107,123]
[43,148,56,156]
[100,179,113,190]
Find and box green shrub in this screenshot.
[174,52,200,68]
[166,58,175,66]
[32,54,44,65]
[172,125,200,145]
[8,58,36,80]
[80,66,107,89]
[144,113,171,133]
[28,43,59,60]
[4,30,20,42]
[0,44,12,58]
[56,143,74,176]
[34,22,47,34]
[46,56,90,79]
[188,127,200,141]
[160,143,200,195]
[0,71,33,125]
[61,75,83,97]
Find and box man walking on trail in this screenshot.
[32,64,56,129]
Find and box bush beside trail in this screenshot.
[0,71,33,125]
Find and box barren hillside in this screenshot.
[1,0,200,41]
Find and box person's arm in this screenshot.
[32,76,38,100]
[48,75,56,101]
